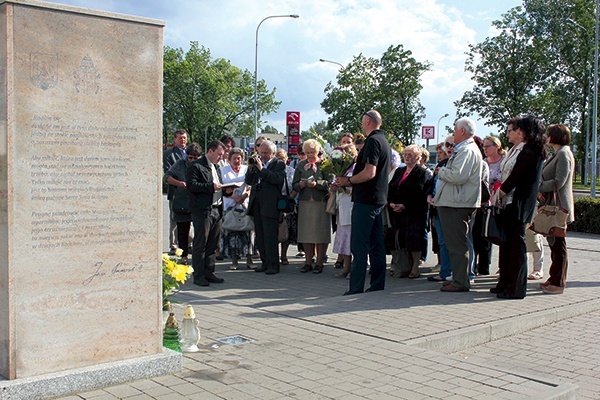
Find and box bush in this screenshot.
[570,197,600,234]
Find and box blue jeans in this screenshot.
[434,214,451,279]
[467,215,476,280]
[348,203,386,294]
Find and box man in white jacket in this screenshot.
[433,117,482,292]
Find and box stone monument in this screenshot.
[0,0,180,397]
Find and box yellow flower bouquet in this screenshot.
[162,249,193,304]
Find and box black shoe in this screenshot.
[254,267,267,273]
[194,279,210,287]
[300,264,313,273]
[343,290,362,296]
[496,291,524,300]
[365,287,383,293]
[265,269,279,275]
[206,275,224,283]
[313,265,323,274]
[215,255,224,261]
[489,287,500,294]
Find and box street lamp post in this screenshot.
[437,113,449,145]
[592,0,599,197]
[254,14,299,140]
[319,58,344,68]
[566,18,593,185]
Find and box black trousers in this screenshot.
[252,203,280,272]
[496,207,527,298]
[472,210,492,275]
[191,207,221,281]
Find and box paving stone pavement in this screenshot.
[452,310,600,400]
[55,199,600,399]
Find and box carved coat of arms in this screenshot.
[30,52,58,90]
[73,55,101,94]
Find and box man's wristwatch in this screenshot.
[347,176,352,185]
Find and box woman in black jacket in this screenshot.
[492,115,546,299]
[388,145,431,279]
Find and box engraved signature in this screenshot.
[82,261,143,285]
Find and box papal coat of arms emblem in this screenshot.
[73,55,100,94]
[30,52,58,90]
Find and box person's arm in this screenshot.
[166,175,186,189]
[186,164,214,194]
[539,150,572,193]
[260,159,285,186]
[292,162,303,192]
[499,148,537,198]
[338,163,376,187]
[437,148,476,185]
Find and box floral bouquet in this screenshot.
[320,147,355,181]
[162,249,194,304]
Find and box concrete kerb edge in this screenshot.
[403,298,600,353]
[534,383,579,400]
[0,349,182,400]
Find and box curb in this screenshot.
[403,298,600,353]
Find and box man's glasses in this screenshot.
[187,155,199,161]
[444,142,454,148]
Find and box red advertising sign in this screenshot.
[421,126,435,140]
[287,111,301,149]
[286,111,300,126]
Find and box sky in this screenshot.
[51,0,523,144]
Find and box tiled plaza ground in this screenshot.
[56,198,600,399]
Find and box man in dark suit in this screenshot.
[163,129,188,254]
[186,140,226,286]
[245,140,286,274]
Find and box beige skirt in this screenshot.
[297,200,331,244]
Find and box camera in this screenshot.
[248,156,259,165]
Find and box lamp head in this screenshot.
[290,14,300,18]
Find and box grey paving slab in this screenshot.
[48,199,600,399]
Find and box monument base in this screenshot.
[0,349,182,400]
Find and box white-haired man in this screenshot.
[433,117,482,292]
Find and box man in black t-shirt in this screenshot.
[336,110,391,294]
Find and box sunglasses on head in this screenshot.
[445,142,454,148]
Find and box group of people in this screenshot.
[422,116,574,298]
[164,133,287,285]
[163,110,575,299]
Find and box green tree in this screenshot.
[301,120,337,147]
[263,125,280,134]
[523,0,595,164]
[321,45,430,146]
[163,42,280,145]
[455,8,546,130]
[456,1,595,168]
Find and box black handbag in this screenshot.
[277,179,296,213]
[481,205,504,245]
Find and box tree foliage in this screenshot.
[162,42,281,145]
[301,120,337,147]
[456,0,595,163]
[321,45,430,146]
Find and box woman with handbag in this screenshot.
[292,139,331,274]
[164,143,202,264]
[220,148,252,270]
[537,124,575,294]
[492,115,546,299]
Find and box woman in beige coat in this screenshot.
[537,124,575,294]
